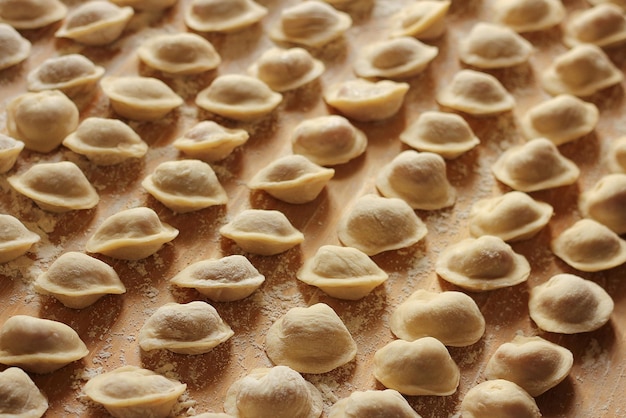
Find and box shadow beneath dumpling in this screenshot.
[86,158,147,195]
[126,114,183,148]
[529,183,580,218]
[448,338,487,369]
[372,240,429,275]
[208,23,266,62]
[447,0,482,17]
[137,63,220,100]
[309,37,350,67]
[520,25,563,48]
[408,391,461,417]
[282,79,323,112]
[585,83,625,114]
[557,131,601,171]
[0,60,28,85]
[535,376,575,417]
[336,0,375,23]
[445,146,483,190]
[48,208,98,243]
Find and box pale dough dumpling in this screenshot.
[185,0,267,33]
[494,0,565,33]
[529,273,614,334]
[373,337,460,396]
[324,78,410,122]
[491,138,580,192]
[8,161,99,213]
[541,44,623,97]
[63,117,148,166]
[0,315,89,374]
[579,174,626,235]
[0,23,30,70]
[485,335,573,396]
[142,159,228,213]
[353,37,438,79]
[224,366,323,418]
[435,235,531,291]
[376,150,456,210]
[0,134,24,173]
[173,120,249,162]
[6,90,79,153]
[139,301,234,354]
[265,303,357,373]
[249,47,325,92]
[390,289,485,347]
[269,1,352,47]
[55,1,133,45]
[337,194,428,256]
[563,3,626,48]
[27,54,105,100]
[33,252,126,309]
[399,111,480,159]
[291,115,367,166]
[84,365,187,418]
[608,136,626,174]
[0,214,40,263]
[468,191,553,242]
[86,207,179,260]
[247,154,335,203]
[437,69,515,116]
[170,254,265,302]
[196,74,282,122]
[390,1,451,40]
[0,367,48,418]
[296,245,388,300]
[551,219,626,272]
[219,209,304,256]
[459,22,533,69]
[460,380,541,418]
[329,389,421,418]
[0,0,67,29]
[101,76,184,121]
[137,32,221,75]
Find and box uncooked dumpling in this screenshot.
[373,337,460,396]
[265,303,357,374]
[219,209,304,255]
[390,1,451,40]
[27,54,105,100]
[376,150,456,210]
[459,22,534,69]
[0,214,40,263]
[0,23,30,70]
[291,115,367,166]
[249,47,325,92]
[247,154,335,203]
[399,111,480,159]
[269,1,352,47]
[142,159,228,213]
[296,245,388,300]
[390,289,485,347]
[55,1,133,46]
[173,120,249,162]
[337,194,428,256]
[8,161,99,213]
[491,138,580,192]
[435,235,531,291]
[224,366,323,418]
[494,0,565,33]
[33,252,126,309]
[0,315,89,374]
[579,174,626,235]
[84,365,186,418]
[529,273,614,333]
[86,207,179,260]
[468,191,553,242]
[139,301,234,354]
[0,0,67,29]
[437,69,515,116]
[0,134,24,173]
[185,0,267,33]
[563,3,626,48]
[353,37,438,79]
[551,219,626,272]
[608,136,626,174]
[170,254,265,302]
[329,389,421,418]
[0,367,48,418]
[461,380,541,418]
[485,335,573,396]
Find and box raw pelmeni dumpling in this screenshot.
[139,301,234,354]
[491,138,580,192]
[296,245,388,300]
[376,150,456,210]
[399,111,480,159]
[435,235,531,291]
[0,315,89,373]
[437,69,515,116]
[373,337,460,396]
[468,191,553,242]
[529,273,614,333]
[0,0,67,29]
[8,161,99,213]
[485,335,573,396]
[390,289,485,347]
[461,380,541,418]
[0,367,48,418]
[247,155,335,204]
[551,219,626,272]
[224,366,323,418]
[494,0,565,33]
[329,389,421,418]
[459,22,533,69]
[0,133,24,173]
[33,252,126,309]
[219,209,304,256]
[353,37,438,79]
[249,47,325,92]
[579,174,626,235]
[0,23,30,70]
[390,1,451,40]
[142,159,228,213]
[86,207,179,260]
[173,121,249,162]
[170,255,265,302]
[0,214,39,263]
[608,136,626,174]
[55,1,133,46]
[563,3,626,48]
[185,0,267,33]
[84,365,186,418]
[337,194,427,256]
[265,303,357,374]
